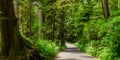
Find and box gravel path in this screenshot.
[54,43,100,60]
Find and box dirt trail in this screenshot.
[54,43,100,60]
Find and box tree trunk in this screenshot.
[52,12,55,41]
[102,0,110,19]
[51,0,56,41]
[29,0,32,39]
[50,11,56,41]
[60,10,65,46]
[38,10,43,39]
[118,0,120,8]
[0,0,40,60]
[13,0,19,18]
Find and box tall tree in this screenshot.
[0,0,40,60]
[48,0,56,40]
[102,0,110,19]
[42,0,56,40]
[13,0,19,18]
[38,10,43,39]
[29,0,32,38]
[118,0,120,8]
[52,0,56,41]
[60,10,65,46]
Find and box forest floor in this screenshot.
[54,43,100,60]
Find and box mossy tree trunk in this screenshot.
[38,10,43,39]
[0,0,40,60]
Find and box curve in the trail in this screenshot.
[54,43,100,60]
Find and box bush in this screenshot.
[36,40,60,60]
[76,16,120,60]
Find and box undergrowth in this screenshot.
[76,16,120,60]
[36,40,60,60]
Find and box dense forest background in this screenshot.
[0,0,120,60]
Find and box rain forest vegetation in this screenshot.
[0,0,120,60]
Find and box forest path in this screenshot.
[54,43,100,60]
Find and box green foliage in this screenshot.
[36,40,60,60]
[76,16,120,60]
[1,0,119,59]
[19,0,40,39]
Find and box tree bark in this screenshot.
[102,0,110,19]
[0,0,40,60]
[13,0,19,18]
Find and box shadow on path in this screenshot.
[63,47,81,53]
[54,43,100,60]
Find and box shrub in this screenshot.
[36,40,60,60]
[76,16,120,60]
